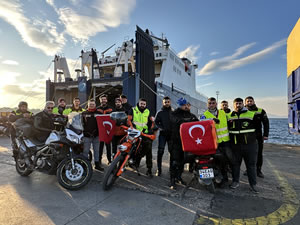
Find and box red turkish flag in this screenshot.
[96,115,116,143]
[180,120,218,156]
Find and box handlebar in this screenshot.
[119,125,156,141]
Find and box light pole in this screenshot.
[216,91,220,104]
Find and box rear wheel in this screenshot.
[57,155,93,190]
[15,154,33,176]
[102,154,124,191]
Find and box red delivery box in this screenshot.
[180,120,217,155]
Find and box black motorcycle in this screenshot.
[12,113,93,190]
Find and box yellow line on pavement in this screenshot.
[196,160,299,225]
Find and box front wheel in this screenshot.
[102,154,124,191]
[15,154,33,176]
[57,155,93,190]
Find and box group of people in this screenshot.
[7,94,269,193]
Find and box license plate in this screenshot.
[199,168,214,179]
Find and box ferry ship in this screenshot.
[46,26,207,116]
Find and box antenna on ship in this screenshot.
[101,44,116,58]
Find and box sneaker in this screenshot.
[250,185,259,193]
[146,169,153,178]
[257,171,264,178]
[230,182,239,189]
[169,178,176,190]
[155,169,161,176]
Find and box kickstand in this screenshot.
[180,175,196,200]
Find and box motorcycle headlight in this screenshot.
[67,134,80,144]
[118,144,128,151]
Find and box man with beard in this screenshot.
[111,98,127,156]
[82,99,103,171]
[64,97,85,115]
[128,98,155,177]
[227,98,260,193]
[245,96,269,178]
[169,97,198,189]
[97,94,113,164]
[53,98,68,116]
[221,100,231,115]
[154,96,173,176]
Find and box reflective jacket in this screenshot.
[203,109,230,143]
[227,108,258,145]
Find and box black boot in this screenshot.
[146,168,153,178]
[257,168,264,178]
[94,161,104,171]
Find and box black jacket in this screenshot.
[9,109,32,123]
[122,102,132,115]
[155,106,173,136]
[97,105,113,114]
[82,110,99,137]
[227,108,260,145]
[34,111,55,141]
[246,104,269,138]
[170,108,198,153]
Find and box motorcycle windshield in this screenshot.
[67,113,83,133]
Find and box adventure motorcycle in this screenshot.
[12,112,93,190]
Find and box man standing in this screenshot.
[111,98,126,156]
[82,99,103,171]
[98,94,113,164]
[53,98,68,115]
[201,97,232,187]
[245,96,269,178]
[227,98,259,193]
[120,94,132,114]
[154,96,173,176]
[169,97,198,189]
[64,97,85,115]
[220,100,231,115]
[128,98,155,177]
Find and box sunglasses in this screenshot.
[208,102,216,105]
[47,107,54,109]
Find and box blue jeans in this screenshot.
[83,136,100,162]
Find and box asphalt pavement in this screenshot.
[0,136,299,225]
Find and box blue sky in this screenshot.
[0,0,299,116]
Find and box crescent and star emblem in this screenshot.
[188,124,206,145]
[103,121,112,135]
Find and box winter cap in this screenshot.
[177,97,187,106]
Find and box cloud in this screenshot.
[0,1,65,56]
[198,39,286,75]
[210,51,219,56]
[47,0,136,43]
[2,84,43,97]
[2,60,19,65]
[177,45,200,62]
[196,82,214,88]
[0,71,21,88]
[253,96,287,117]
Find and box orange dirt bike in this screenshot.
[102,112,156,190]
